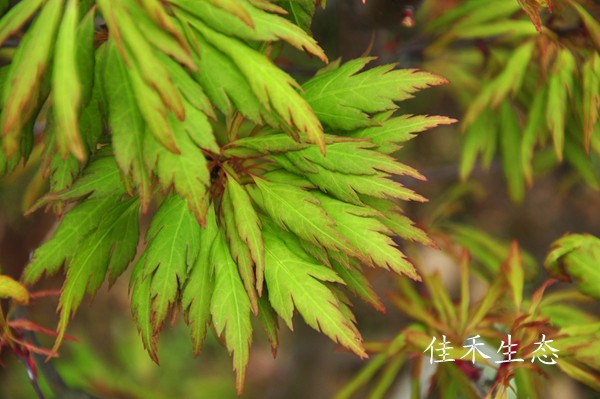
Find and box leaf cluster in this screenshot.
[336,239,600,399]
[422,0,600,202]
[0,0,454,393]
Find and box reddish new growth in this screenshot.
[94,24,109,48]
[203,149,257,217]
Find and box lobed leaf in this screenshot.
[227,177,265,295]
[140,195,201,334]
[183,204,218,355]
[24,196,120,285]
[330,259,385,313]
[103,41,152,211]
[262,224,367,357]
[42,155,126,202]
[192,20,326,152]
[222,183,259,314]
[176,0,325,61]
[144,112,210,223]
[210,229,253,395]
[348,113,456,154]
[279,0,315,34]
[255,178,363,259]
[130,252,159,363]
[303,58,448,130]
[314,192,421,280]
[53,197,140,353]
[359,195,438,249]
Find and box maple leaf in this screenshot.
[261,220,367,358]
[255,178,364,260]
[144,112,211,224]
[192,20,326,152]
[210,229,253,395]
[130,252,158,363]
[139,195,201,335]
[226,177,265,295]
[221,183,259,315]
[348,112,457,154]
[103,41,152,212]
[303,58,448,130]
[314,192,421,281]
[330,258,385,313]
[182,204,219,355]
[24,196,120,285]
[174,0,326,62]
[53,197,140,354]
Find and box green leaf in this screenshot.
[297,162,426,206]
[556,359,600,392]
[97,0,185,119]
[43,155,126,202]
[262,169,316,188]
[75,6,96,112]
[121,0,196,70]
[210,229,253,395]
[53,197,140,353]
[546,48,576,161]
[521,86,547,185]
[0,0,45,48]
[255,178,363,260]
[314,192,421,280]
[564,137,600,190]
[221,182,259,315]
[176,0,325,61]
[80,43,105,151]
[155,50,216,120]
[186,29,277,126]
[290,141,424,179]
[331,259,384,313]
[303,58,448,130]
[1,0,63,157]
[0,275,28,304]
[24,196,120,285]
[130,252,158,363]
[544,233,600,300]
[257,293,279,357]
[225,132,310,155]
[279,0,315,34]
[103,41,152,212]
[572,1,600,54]
[53,0,85,161]
[192,20,326,152]
[262,225,367,357]
[582,53,600,151]
[500,241,524,310]
[183,203,218,355]
[359,195,438,249]
[144,112,210,223]
[126,58,180,155]
[171,0,255,29]
[463,40,534,128]
[499,101,525,203]
[348,114,456,154]
[141,195,201,334]
[227,177,265,295]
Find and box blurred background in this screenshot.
[1,0,600,398]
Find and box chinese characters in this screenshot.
[423,335,559,364]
